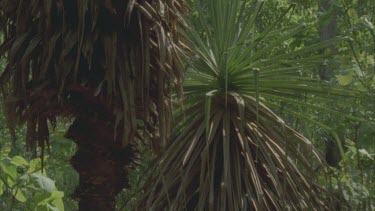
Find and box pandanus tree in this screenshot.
[135,0,371,210]
[0,0,187,210]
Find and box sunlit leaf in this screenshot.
[1,164,17,180]
[13,189,27,202]
[51,197,65,211]
[30,173,56,193]
[28,158,42,174]
[11,156,29,167]
[337,73,354,86]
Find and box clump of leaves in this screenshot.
[0,155,64,211]
[327,139,375,211]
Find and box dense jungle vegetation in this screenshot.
[0,0,374,210]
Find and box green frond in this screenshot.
[134,0,373,210]
[136,94,330,210]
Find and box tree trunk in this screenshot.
[64,87,137,211]
[318,0,341,167]
[65,117,136,211]
[318,0,337,81]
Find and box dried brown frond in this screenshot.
[0,0,188,156]
[135,94,333,210]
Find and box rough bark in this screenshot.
[65,90,137,211]
[318,0,341,168]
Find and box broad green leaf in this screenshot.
[337,73,353,86]
[1,164,17,180]
[13,189,27,202]
[11,156,29,167]
[51,197,65,211]
[7,177,15,187]
[50,190,64,199]
[30,173,56,193]
[33,192,53,205]
[28,158,42,173]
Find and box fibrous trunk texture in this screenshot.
[65,96,137,211]
[66,117,136,211]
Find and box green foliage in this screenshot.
[0,155,64,211]
[0,111,78,210]
[43,127,78,211]
[327,140,375,210]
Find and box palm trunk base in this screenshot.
[78,196,116,211]
[66,117,136,211]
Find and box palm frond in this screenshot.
[137,94,331,210]
[134,0,373,210]
[0,0,188,155]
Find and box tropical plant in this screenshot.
[331,140,375,211]
[0,155,65,211]
[0,0,187,210]
[134,0,373,210]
